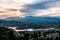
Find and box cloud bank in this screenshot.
[0,0,60,18]
[34,7,60,17]
[21,0,60,16]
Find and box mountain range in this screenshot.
[1,16,60,22]
[0,16,60,29]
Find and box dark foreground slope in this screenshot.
[0,27,60,40]
[0,27,19,40]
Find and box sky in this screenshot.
[0,0,60,18]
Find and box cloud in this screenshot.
[20,0,49,4]
[44,0,60,8]
[0,0,25,9]
[21,0,60,16]
[22,0,60,10]
[33,7,60,17]
[0,0,26,18]
[0,0,49,9]
[0,8,25,18]
[0,0,60,18]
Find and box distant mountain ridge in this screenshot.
[1,16,60,22]
[0,16,60,29]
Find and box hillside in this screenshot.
[0,19,60,29]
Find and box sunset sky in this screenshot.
[0,0,60,18]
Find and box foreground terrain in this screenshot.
[0,27,60,40]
